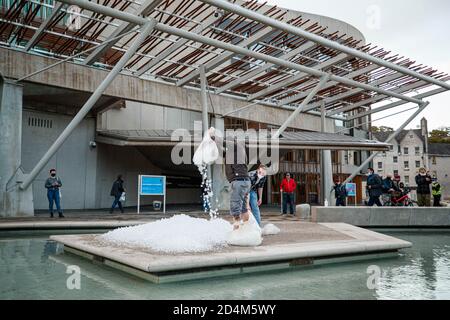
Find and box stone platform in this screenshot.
[50,222,411,283]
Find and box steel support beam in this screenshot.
[24,2,64,51]
[57,0,423,105]
[215,41,316,94]
[249,53,348,101]
[200,0,450,91]
[286,63,382,111]
[342,101,430,186]
[17,28,138,82]
[200,66,209,133]
[306,71,417,114]
[176,26,275,87]
[346,87,447,121]
[327,79,430,116]
[272,75,330,139]
[135,14,219,77]
[20,21,156,190]
[83,0,163,65]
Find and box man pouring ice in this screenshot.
[207,127,252,230]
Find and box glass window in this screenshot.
[394,170,399,176]
[398,145,401,154]
[416,161,421,168]
[405,176,410,184]
[393,156,398,163]
[404,147,409,155]
[415,147,420,155]
[404,161,409,169]
[378,162,383,169]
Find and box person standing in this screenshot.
[280,173,297,215]
[333,179,347,206]
[415,168,432,207]
[45,169,64,218]
[248,165,267,226]
[366,168,383,207]
[431,178,442,207]
[110,175,125,214]
[208,128,251,229]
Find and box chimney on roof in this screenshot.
[421,117,429,167]
[421,117,428,137]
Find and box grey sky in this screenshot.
[266,0,450,130]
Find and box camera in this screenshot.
[89,141,97,148]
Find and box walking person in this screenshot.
[366,168,383,207]
[415,168,432,207]
[110,175,125,214]
[45,169,64,218]
[382,174,397,205]
[208,128,251,229]
[431,178,442,207]
[248,164,267,226]
[333,179,347,206]
[280,173,297,215]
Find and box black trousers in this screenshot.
[336,197,346,206]
[433,195,441,207]
[368,196,382,207]
[282,193,295,215]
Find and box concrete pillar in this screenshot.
[320,102,335,206]
[0,78,34,217]
[211,116,231,211]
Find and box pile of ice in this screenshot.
[99,215,233,253]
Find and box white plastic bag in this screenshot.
[262,224,280,236]
[119,192,126,202]
[193,131,219,167]
[227,211,262,247]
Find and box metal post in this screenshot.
[200,66,209,134]
[20,21,156,190]
[273,75,329,139]
[200,0,450,91]
[342,101,430,186]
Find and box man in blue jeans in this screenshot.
[45,169,64,218]
[248,165,267,226]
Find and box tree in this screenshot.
[371,125,394,133]
[429,127,450,143]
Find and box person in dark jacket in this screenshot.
[415,168,432,207]
[45,169,64,218]
[333,179,347,206]
[110,175,125,213]
[366,168,383,207]
[209,128,251,229]
[382,174,398,205]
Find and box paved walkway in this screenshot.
[0,206,307,230]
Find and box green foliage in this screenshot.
[429,127,450,143]
[371,125,394,133]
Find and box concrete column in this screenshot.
[0,78,33,217]
[211,116,230,211]
[320,102,335,206]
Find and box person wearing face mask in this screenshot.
[366,168,383,207]
[248,164,267,226]
[415,168,432,207]
[44,169,64,218]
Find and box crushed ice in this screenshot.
[99,214,233,253]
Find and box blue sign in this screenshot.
[346,183,357,197]
[140,176,165,195]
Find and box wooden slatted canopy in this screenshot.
[0,0,448,117]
